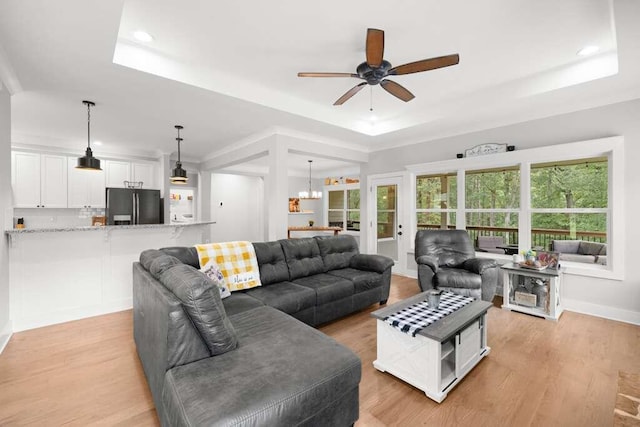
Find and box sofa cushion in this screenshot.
[160,246,200,268]
[161,306,361,427]
[435,268,482,290]
[140,249,165,271]
[579,241,605,256]
[158,264,238,356]
[253,241,290,285]
[327,268,382,293]
[293,273,354,305]
[551,240,581,253]
[280,238,326,280]
[243,281,316,314]
[221,293,264,317]
[314,235,359,271]
[149,255,182,278]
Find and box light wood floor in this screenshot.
[1,276,639,426]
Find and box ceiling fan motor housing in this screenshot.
[357,60,392,85]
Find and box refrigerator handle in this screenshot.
[132,192,137,225]
[136,192,140,224]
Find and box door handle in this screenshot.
[398,231,403,236]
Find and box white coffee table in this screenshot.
[371,292,492,403]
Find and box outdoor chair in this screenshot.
[415,229,499,301]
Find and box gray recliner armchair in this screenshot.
[415,229,499,301]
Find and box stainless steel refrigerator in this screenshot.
[105,188,161,225]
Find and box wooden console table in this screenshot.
[287,226,342,238]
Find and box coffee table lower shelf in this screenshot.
[371,295,492,403]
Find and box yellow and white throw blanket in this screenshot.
[194,241,262,292]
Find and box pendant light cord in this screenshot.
[86,102,91,150]
[308,160,312,193]
[176,127,182,163]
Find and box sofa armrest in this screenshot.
[416,255,438,273]
[349,254,394,273]
[462,258,497,274]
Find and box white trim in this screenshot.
[564,300,640,326]
[0,319,13,355]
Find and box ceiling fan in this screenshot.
[298,28,459,106]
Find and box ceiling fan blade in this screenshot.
[380,79,415,102]
[298,72,358,78]
[366,28,384,67]
[389,54,460,75]
[334,82,367,105]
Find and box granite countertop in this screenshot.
[5,221,216,234]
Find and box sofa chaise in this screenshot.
[133,235,394,426]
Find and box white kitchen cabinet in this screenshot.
[132,162,156,189]
[12,152,68,208]
[105,160,131,188]
[68,157,106,208]
[105,160,157,189]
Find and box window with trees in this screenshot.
[416,172,457,231]
[327,186,360,231]
[377,185,397,239]
[465,166,520,247]
[530,157,608,264]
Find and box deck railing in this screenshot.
[416,224,606,250]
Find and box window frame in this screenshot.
[405,136,624,280]
[324,183,361,234]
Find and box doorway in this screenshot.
[370,176,405,273]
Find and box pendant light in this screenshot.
[170,125,188,185]
[299,160,322,199]
[76,100,102,170]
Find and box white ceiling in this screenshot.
[1,0,639,173]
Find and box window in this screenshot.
[530,157,608,265]
[465,166,520,247]
[408,136,622,279]
[416,172,457,231]
[327,185,360,231]
[377,185,396,239]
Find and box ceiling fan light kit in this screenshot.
[76,100,102,171]
[170,125,188,185]
[298,28,459,106]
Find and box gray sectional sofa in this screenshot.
[133,235,394,426]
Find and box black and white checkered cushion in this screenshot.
[384,292,474,337]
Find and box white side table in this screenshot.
[501,263,564,320]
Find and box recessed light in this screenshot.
[93,140,103,146]
[577,45,599,56]
[133,30,154,43]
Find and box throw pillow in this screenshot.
[200,260,231,299]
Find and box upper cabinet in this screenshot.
[12,152,68,208]
[67,157,105,208]
[105,160,157,189]
[132,162,156,189]
[105,160,131,188]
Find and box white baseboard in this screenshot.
[563,298,640,326]
[12,298,133,332]
[0,319,13,355]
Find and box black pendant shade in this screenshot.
[170,125,188,184]
[76,100,102,170]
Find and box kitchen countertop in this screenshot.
[5,221,216,234]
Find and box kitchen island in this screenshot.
[6,222,215,331]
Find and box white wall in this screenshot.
[210,173,263,242]
[0,87,12,352]
[362,98,640,324]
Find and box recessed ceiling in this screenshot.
[0,0,638,166]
